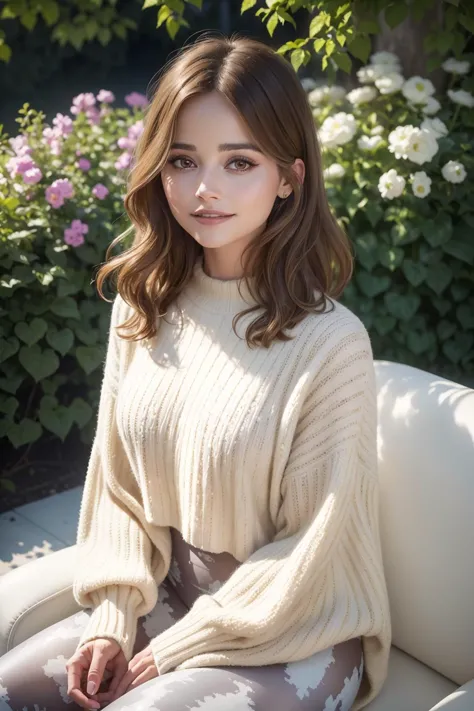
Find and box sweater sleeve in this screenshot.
[72,295,170,661]
[149,323,391,708]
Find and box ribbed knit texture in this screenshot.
[73,256,391,709]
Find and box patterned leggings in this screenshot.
[0,527,364,710]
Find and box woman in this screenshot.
[0,33,391,711]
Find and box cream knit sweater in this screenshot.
[73,257,391,709]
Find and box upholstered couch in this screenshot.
[0,360,473,710]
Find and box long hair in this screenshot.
[95,33,354,349]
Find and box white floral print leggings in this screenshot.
[0,527,364,710]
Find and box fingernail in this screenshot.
[87,681,97,695]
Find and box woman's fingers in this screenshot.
[66,651,100,710]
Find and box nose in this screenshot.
[195,170,220,201]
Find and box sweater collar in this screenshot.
[186,256,258,314]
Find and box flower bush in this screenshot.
[0,90,147,487]
[304,51,474,384]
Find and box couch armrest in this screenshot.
[0,544,82,656]
[429,680,474,710]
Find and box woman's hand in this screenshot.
[66,638,128,709]
[96,644,159,704]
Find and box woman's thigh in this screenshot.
[0,579,188,710]
[102,637,364,711]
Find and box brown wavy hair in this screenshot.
[95,32,354,349]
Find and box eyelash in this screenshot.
[167,155,258,173]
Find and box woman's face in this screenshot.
[160,91,304,266]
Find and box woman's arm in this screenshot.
[73,295,170,661]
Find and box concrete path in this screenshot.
[0,486,83,576]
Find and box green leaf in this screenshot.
[373,314,396,336]
[7,418,42,448]
[443,238,474,265]
[76,345,105,374]
[166,15,181,38]
[402,260,427,287]
[332,51,352,73]
[39,0,59,25]
[14,318,48,346]
[384,3,409,28]
[356,272,391,298]
[19,345,60,381]
[143,0,159,7]
[425,263,453,295]
[46,328,74,355]
[313,38,325,53]
[50,297,80,320]
[291,48,306,72]
[457,303,474,330]
[39,401,73,440]
[379,247,404,271]
[267,11,278,36]
[432,297,451,317]
[443,333,474,364]
[459,13,474,34]
[309,13,328,37]
[0,395,19,419]
[407,330,436,355]
[364,201,384,227]
[355,233,378,271]
[347,34,371,63]
[385,292,421,321]
[437,320,456,341]
[69,397,94,427]
[241,0,257,12]
[0,337,20,364]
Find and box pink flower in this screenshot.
[125,92,148,108]
[52,113,73,137]
[115,152,132,171]
[117,136,134,151]
[43,126,63,155]
[70,92,96,115]
[100,107,112,118]
[6,155,35,178]
[45,178,75,208]
[97,89,115,103]
[23,167,43,184]
[64,228,85,247]
[54,178,74,199]
[78,158,91,171]
[45,187,65,208]
[86,107,101,126]
[9,135,32,156]
[92,183,109,200]
[128,120,144,140]
[70,219,88,235]
[63,218,88,247]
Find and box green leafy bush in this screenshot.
[0,90,146,490]
[304,51,474,384]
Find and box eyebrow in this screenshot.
[170,142,263,153]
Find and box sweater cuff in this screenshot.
[77,585,143,662]
[149,596,229,675]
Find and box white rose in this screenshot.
[389,125,438,165]
[357,64,388,83]
[411,171,432,198]
[308,85,346,106]
[375,72,405,95]
[371,125,384,135]
[346,86,377,105]
[441,160,467,184]
[447,89,474,108]
[378,169,406,199]
[420,97,441,115]
[388,125,417,159]
[323,163,346,179]
[420,117,448,139]
[406,128,439,165]
[402,76,436,104]
[442,58,471,75]
[370,51,401,69]
[319,112,357,147]
[301,77,318,91]
[357,135,383,150]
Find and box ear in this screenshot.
[277,158,305,198]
